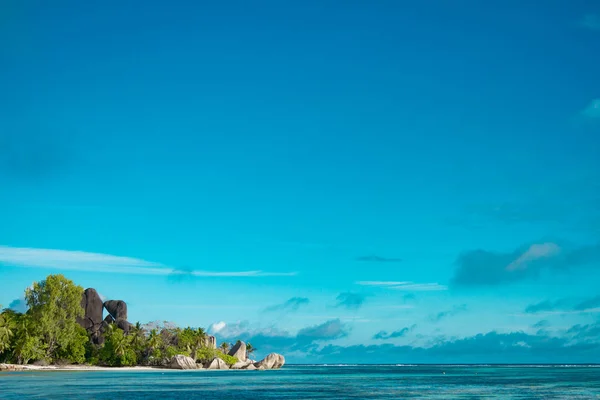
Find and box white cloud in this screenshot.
[581,99,600,119]
[356,281,412,286]
[208,320,290,338]
[506,242,561,271]
[356,281,447,291]
[209,321,227,333]
[0,245,296,277]
[390,283,448,291]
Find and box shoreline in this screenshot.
[0,363,171,372]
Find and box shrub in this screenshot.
[218,353,238,366]
[164,345,182,359]
[195,347,238,366]
[195,347,218,363]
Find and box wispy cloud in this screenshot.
[356,255,402,263]
[430,304,467,322]
[505,243,560,271]
[532,320,549,329]
[356,281,412,286]
[580,14,600,31]
[373,324,416,340]
[335,292,368,310]
[0,245,296,277]
[390,283,447,291]
[356,281,447,291]
[581,99,600,119]
[266,297,310,313]
[524,296,600,315]
[574,295,600,311]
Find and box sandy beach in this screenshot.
[0,363,169,372]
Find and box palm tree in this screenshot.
[0,311,17,354]
[112,331,130,357]
[13,331,45,365]
[246,342,256,357]
[196,327,207,342]
[129,322,145,350]
[219,341,229,354]
[189,328,206,360]
[147,328,162,354]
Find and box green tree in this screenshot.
[25,274,87,363]
[100,325,136,367]
[178,327,207,360]
[246,342,256,357]
[129,322,146,362]
[147,328,162,354]
[219,341,230,354]
[0,308,17,356]
[12,317,46,365]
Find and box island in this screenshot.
[0,274,284,371]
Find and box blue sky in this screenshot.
[1,0,599,363]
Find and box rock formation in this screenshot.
[77,289,134,342]
[103,299,132,334]
[77,288,104,344]
[117,319,132,334]
[231,359,254,369]
[254,353,285,370]
[205,357,229,370]
[204,335,216,349]
[228,340,247,361]
[72,288,288,370]
[230,361,246,369]
[77,288,104,331]
[102,314,114,327]
[169,355,197,370]
[103,300,128,321]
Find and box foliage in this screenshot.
[196,347,238,366]
[218,353,238,366]
[147,328,162,352]
[13,330,46,365]
[0,308,17,356]
[246,342,256,356]
[165,345,183,359]
[219,341,230,354]
[1,308,47,365]
[178,327,207,360]
[128,322,147,363]
[99,325,137,367]
[1,276,252,369]
[195,347,218,363]
[25,274,87,363]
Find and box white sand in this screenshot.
[1,363,168,372]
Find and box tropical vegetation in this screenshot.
[0,274,247,367]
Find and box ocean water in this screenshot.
[1,365,599,399]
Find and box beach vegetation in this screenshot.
[25,274,87,363]
[0,275,255,369]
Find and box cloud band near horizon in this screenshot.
[0,245,296,277]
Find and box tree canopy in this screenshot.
[25,274,87,363]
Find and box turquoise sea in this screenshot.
[1,365,599,399]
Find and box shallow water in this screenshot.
[1,365,599,399]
